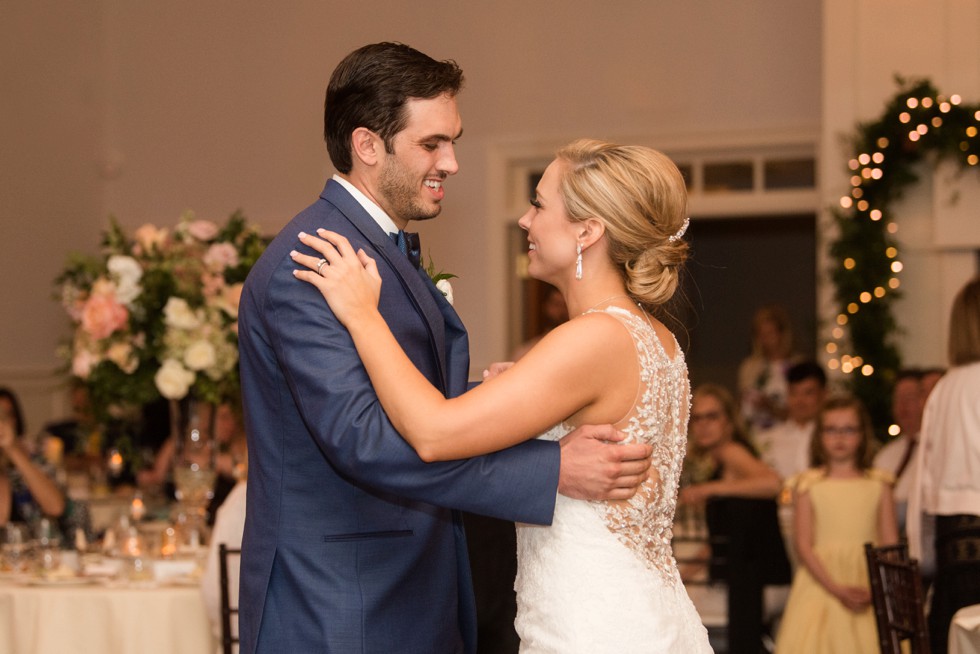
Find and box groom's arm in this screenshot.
[476,364,652,501]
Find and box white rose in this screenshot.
[435,279,454,305]
[154,359,196,400]
[163,297,200,330]
[183,339,217,371]
[107,255,143,307]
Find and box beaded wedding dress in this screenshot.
[514,307,711,653]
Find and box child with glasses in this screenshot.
[774,395,898,654]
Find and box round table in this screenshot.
[0,575,214,654]
[950,604,980,654]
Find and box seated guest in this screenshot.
[755,361,827,481]
[679,384,788,652]
[0,387,67,529]
[40,382,98,459]
[200,478,246,652]
[872,369,924,533]
[679,383,782,507]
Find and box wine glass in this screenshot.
[2,523,31,573]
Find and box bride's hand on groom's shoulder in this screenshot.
[292,229,382,326]
[557,425,653,502]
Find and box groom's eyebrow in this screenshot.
[429,128,463,142]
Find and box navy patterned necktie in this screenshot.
[390,230,421,268]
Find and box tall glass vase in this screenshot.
[169,397,216,551]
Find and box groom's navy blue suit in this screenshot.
[237,180,561,653]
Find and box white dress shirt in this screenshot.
[908,361,980,560]
[755,419,815,481]
[200,481,247,646]
[873,433,917,505]
[332,174,399,234]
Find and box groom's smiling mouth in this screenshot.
[423,178,444,200]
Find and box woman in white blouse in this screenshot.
[908,276,980,654]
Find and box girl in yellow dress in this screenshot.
[775,395,899,653]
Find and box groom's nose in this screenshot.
[437,143,459,176]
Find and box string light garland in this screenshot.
[828,77,980,434]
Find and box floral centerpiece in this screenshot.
[56,211,267,428]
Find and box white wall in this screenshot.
[2,1,822,431]
[0,3,106,429]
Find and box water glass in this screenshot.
[1,524,31,573]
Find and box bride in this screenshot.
[292,139,711,652]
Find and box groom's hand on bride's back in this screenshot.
[557,425,652,501]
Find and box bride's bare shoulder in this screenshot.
[558,309,680,360]
[524,311,636,362]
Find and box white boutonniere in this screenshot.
[424,255,457,305]
[435,279,454,305]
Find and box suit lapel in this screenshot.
[418,272,470,397]
[320,181,451,392]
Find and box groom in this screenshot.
[237,42,653,653]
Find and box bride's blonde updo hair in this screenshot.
[555,139,689,310]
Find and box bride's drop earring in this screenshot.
[575,243,583,280]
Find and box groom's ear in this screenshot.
[351,127,382,168]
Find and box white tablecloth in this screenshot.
[0,577,214,654]
[951,604,980,654]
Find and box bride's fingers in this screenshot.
[289,249,330,273]
[297,231,346,266]
[315,229,358,259]
[292,268,331,292]
[357,249,380,281]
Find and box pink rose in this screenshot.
[187,219,219,241]
[204,242,239,271]
[80,292,129,340]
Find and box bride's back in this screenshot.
[514,304,709,652]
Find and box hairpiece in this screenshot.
[668,217,690,243]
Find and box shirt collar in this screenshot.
[332,174,399,235]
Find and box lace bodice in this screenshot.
[515,306,710,652]
[538,306,691,585]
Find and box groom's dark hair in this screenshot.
[324,42,464,174]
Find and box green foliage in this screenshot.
[829,77,980,434]
[424,253,457,284]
